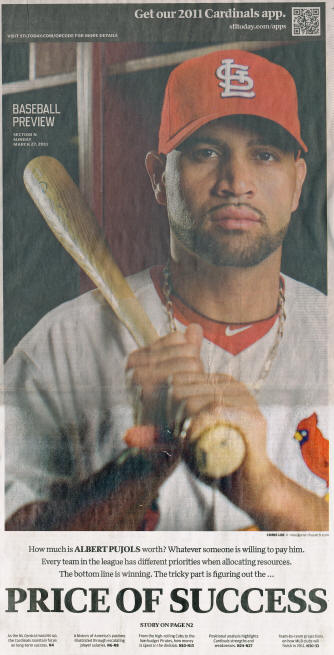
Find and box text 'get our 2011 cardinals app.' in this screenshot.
[0,1,333,653]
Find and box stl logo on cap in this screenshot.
[216,58,255,98]
[158,49,308,154]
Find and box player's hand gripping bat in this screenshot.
[23,156,246,479]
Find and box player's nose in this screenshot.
[213,153,256,199]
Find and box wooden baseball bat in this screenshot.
[24,156,157,348]
[23,156,245,478]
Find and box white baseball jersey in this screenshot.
[5,269,328,530]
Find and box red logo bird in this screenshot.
[294,413,329,487]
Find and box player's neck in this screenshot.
[169,242,282,324]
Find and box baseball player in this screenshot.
[5,50,328,531]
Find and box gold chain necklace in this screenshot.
[162,261,286,394]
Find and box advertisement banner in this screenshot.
[1,1,333,653]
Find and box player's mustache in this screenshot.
[207,202,266,223]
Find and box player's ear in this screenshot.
[291,155,307,212]
[145,152,167,206]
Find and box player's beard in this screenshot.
[169,209,289,268]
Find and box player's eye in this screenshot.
[190,147,220,161]
[253,149,279,162]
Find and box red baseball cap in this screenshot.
[158,49,307,153]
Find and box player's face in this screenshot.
[148,118,307,267]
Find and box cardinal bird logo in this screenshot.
[294,413,329,487]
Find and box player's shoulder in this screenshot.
[283,274,326,318]
[9,269,157,361]
[10,289,107,357]
[283,274,326,358]
[37,267,154,328]
[33,288,104,328]
[126,268,155,295]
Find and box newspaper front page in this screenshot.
[1,1,333,652]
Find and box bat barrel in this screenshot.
[23,156,158,347]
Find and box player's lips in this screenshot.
[209,204,263,229]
